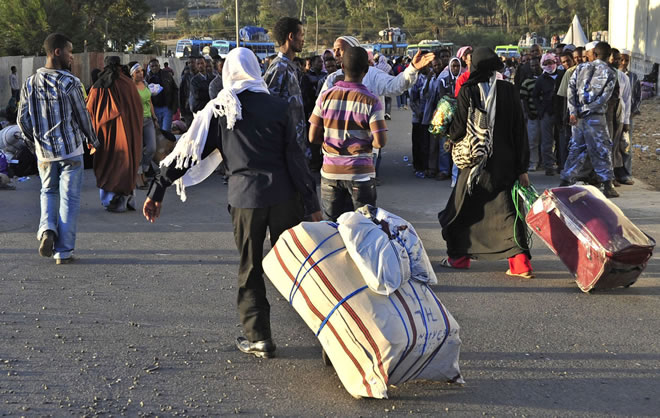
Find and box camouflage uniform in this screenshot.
[263,52,308,156]
[561,59,617,183]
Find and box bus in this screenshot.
[211,40,276,61]
[495,45,522,58]
[175,38,213,58]
[212,40,236,57]
[244,42,276,60]
[406,41,454,58]
[362,43,408,58]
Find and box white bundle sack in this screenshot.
[0,125,24,161]
[338,207,437,295]
[263,221,463,399]
[337,211,411,295]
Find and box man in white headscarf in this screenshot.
[321,35,434,103]
[144,47,322,359]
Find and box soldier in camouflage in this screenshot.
[263,17,309,157]
[560,42,619,198]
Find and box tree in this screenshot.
[175,8,191,31]
[0,0,149,55]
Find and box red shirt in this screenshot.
[455,71,470,97]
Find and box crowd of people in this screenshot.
[4,20,646,358]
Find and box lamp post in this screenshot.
[235,0,240,47]
[151,13,156,34]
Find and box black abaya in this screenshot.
[438,80,531,260]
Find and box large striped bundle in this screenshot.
[262,221,463,399]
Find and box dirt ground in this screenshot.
[631,96,660,190]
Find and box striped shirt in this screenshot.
[520,75,539,120]
[17,68,98,162]
[309,81,387,181]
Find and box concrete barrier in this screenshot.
[1,53,190,110]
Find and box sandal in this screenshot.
[505,269,535,279]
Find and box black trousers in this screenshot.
[411,122,429,172]
[230,196,304,342]
[320,177,377,222]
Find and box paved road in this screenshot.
[1,108,659,416]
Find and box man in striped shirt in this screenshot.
[309,46,387,221]
[17,33,99,264]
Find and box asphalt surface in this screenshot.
[1,108,659,416]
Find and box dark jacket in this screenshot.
[189,73,211,113]
[301,69,326,119]
[533,70,564,118]
[149,91,320,215]
[147,69,179,111]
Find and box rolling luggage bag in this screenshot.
[525,185,655,292]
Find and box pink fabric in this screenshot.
[456,46,472,60]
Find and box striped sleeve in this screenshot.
[369,98,386,133]
[309,91,326,127]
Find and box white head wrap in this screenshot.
[337,36,360,47]
[585,41,598,51]
[620,48,632,56]
[130,63,142,76]
[160,47,270,201]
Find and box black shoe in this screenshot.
[39,230,55,257]
[384,113,391,120]
[559,180,571,187]
[236,337,276,358]
[603,181,620,198]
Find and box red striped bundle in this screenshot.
[263,221,463,399]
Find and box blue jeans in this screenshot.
[154,106,173,132]
[37,155,84,260]
[396,94,408,108]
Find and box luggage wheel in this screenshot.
[321,348,332,367]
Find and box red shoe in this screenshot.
[439,256,470,269]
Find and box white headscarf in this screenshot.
[160,47,270,201]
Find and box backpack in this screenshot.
[451,91,491,169]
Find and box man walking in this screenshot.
[263,17,307,154]
[144,48,321,358]
[147,59,178,132]
[17,33,99,264]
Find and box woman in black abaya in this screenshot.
[438,47,533,278]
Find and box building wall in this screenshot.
[609,0,660,84]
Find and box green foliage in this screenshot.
[0,0,150,55]
[175,8,191,31]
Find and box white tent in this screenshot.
[563,15,589,46]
